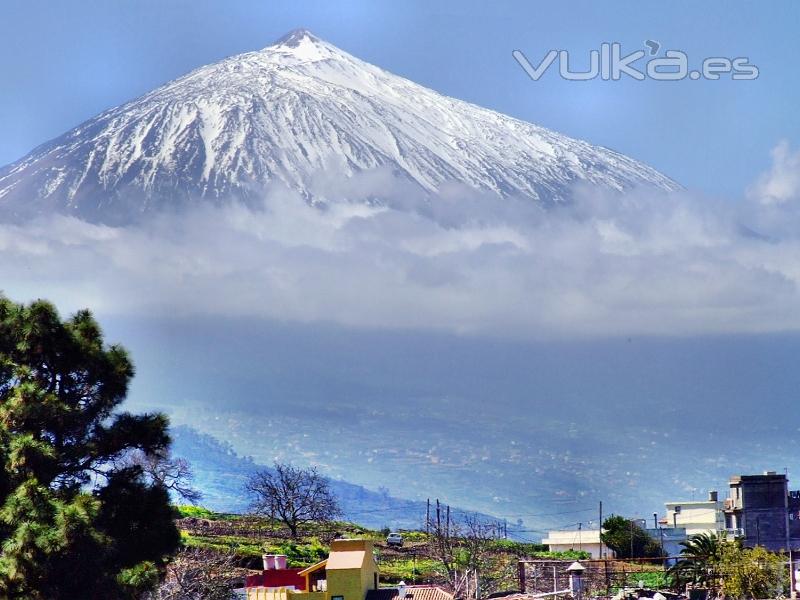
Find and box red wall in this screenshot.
[246,568,307,590]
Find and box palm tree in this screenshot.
[668,532,727,590]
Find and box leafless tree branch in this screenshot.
[245,463,341,538]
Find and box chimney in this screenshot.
[275,555,287,570]
[397,581,407,599]
[263,554,276,570]
[708,490,718,502]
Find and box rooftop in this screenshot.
[730,473,787,483]
[299,539,375,574]
[366,586,454,600]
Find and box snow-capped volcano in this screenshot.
[0,29,679,223]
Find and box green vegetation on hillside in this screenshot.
[177,505,226,520]
[177,506,594,586]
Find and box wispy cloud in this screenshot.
[748,140,800,206]
[1,143,800,339]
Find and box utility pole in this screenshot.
[578,522,582,552]
[436,499,441,534]
[504,519,508,539]
[426,499,430,534]
[446,505,451,541]
[756,516,761,547]
[630,519,634,558]
[599,501,604,559]
[653,512,658,529]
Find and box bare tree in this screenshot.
[427,505,461,594]
[144,548,239,600]
[428,509,498,598]
[462,514,499,598]
[245,463,341,538]
[122,449,203,504]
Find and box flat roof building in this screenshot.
[663,490,725,537]
[725,472,791,552]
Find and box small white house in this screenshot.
[541,528,616,559]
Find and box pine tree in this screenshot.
[0,297,180,599]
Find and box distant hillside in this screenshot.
[172,425,497,530]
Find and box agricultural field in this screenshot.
[174,506,591,588]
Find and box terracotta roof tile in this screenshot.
[367,586,454,600]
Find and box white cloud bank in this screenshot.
[2,143,800,339]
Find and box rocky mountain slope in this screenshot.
[0,29,678,223]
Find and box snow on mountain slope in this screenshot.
[0,29,679,223]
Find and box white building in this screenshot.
[541,528,616,559]
[662,491,725,537]
[543,492,724,560]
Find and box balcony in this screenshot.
[724,528,745,538]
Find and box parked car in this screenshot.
[386,532,404,547]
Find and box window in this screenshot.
[332,595,344,600]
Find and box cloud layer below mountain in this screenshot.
[2,142,799,339]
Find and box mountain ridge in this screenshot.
[0,29,679,223]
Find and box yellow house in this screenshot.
[247,539,379,600]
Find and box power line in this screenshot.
[499,507,597,519]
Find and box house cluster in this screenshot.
[543,470,800,558]
[240,471,800,599]
[243,539,453,600]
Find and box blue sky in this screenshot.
[1,0,798,196]
[3,1,800,522]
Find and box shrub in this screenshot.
[177,505,218,520]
